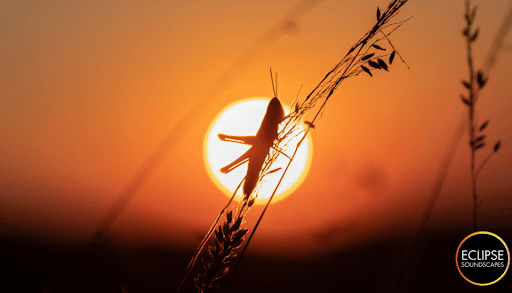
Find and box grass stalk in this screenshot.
[462,0,501,232]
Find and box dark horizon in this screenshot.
[2,227,511,293]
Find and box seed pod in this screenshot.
[361,53,374,61]
[377,59,388,71]
[461,95,470,106]
[304,121,316,129]
[494,141,501,152]
[361,65,372,77]
[479,120,489,131]
[389,51,396,64]
[368,60,381,69]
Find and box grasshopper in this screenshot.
[218,96,285,197]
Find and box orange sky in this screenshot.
[1,0,511,258]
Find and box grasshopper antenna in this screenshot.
[270,67,277,97]
[275,71,278,97]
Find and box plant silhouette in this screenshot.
[461,0,502,231]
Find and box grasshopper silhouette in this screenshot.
[218,97,285,197]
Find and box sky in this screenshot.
[1,0,512,260]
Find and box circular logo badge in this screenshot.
[456,231,510,286]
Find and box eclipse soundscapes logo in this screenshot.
[456,231,510,286]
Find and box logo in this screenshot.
[456,231,510,286]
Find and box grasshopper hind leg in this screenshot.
[219,149,251,174]
[218,134,256,145]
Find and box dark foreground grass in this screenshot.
[3,229,511,293]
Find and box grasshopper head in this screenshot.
[267,97,285,124]
[254,97,285,143]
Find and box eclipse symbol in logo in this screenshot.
[456,231,510,286]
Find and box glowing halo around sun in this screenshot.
[204,98,312,204]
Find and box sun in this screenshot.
[204,97,312,204]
